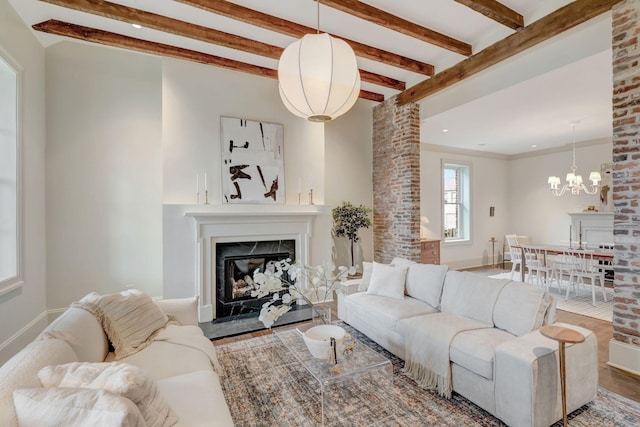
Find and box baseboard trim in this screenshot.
[0,310,47,353]
[0,310,49,365]
[608,339,640,376]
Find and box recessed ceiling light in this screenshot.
[531,145,537,148]
[442,129,449,132]
[132,24,142,29]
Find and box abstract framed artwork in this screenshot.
[220,117,285,204]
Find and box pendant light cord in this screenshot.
[571,124,577,172]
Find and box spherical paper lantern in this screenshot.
[278,33,361,122]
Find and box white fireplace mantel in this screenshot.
[181,204,329,322]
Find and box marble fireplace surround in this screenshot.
[183,205,328,322]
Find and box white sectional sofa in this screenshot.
[338,261,598,427]
[0,292,233,427]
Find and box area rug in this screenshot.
[215,323,640,426]
[488,272,613,322]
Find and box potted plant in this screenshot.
[332,201,372,269]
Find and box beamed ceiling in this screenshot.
[8,0,620,155]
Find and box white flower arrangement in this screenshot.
[251,259,355,328]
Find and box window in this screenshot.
[442,161,471,242]
[0,48,22,295]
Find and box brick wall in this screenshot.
[371,97,421,263]
[612,0,640,346]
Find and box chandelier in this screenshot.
[277,0,361,122]
[547,123,601,196]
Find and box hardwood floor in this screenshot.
[213,266,640,404]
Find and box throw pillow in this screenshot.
[74,290,168,359]
[405,263,449,308]
[357,261,373,292]
[38,362,178,427]
[366,262,408,299]
[13,387,146,427]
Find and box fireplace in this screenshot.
[215,240,295,318]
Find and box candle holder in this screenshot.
[309,189,314,205]
[205,190,209,205]
[578,232,584,250]
[298,192,302,205]
[196,191,200,205]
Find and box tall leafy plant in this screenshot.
[332,201,372,268]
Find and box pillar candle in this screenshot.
[204,173,208,192]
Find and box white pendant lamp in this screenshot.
[277,2,361,122]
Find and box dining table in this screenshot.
[511,244,614,284]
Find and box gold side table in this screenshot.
[540,325,585,427]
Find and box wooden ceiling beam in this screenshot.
[397,0,621,105]
[320,0,472,56]
[176,0,433,76]
[39,0,404,91]
[32,19,385,102]
[454,0,523,30]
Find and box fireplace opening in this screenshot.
[216,240,295,319]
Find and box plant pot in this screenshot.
[302,325,346,359]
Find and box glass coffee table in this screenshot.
[274,324,393,426]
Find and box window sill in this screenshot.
[0,279,24,297]
[443,239,472,247]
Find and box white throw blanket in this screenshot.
[401,312,489,398]
[153,325,222,373]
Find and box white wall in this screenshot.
[325,101,374,267]
[0,0,47,364]
[421,146,510,269]
[508,139,611,244]
[46,42,163,309]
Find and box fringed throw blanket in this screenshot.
[400,313,489,398]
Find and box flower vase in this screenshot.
[311,301,332,325]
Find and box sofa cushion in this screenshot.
[405,263,448,308]
[391,257,416,268]
[155,296,199,327]
[38,362,178,427]
[357,261,373,292]
[450,328,515,380]
[345,292,437,332]
[74,290,168,360]
[440,271,509,326]
[366,262,408,299]
[157,370,234,427]
[0,338,78,427]
[13,388,146,427]
[39,307,109,363]
[493,281,550,336]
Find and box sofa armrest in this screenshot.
[337,279,361,321]
[494,322,598,427]
[155,296,199,326]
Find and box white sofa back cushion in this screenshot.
[0,338,78,427]
[440,271,510,326]
[39,307,109,363]
[493,282,550,336]
[405,264,449,308]
[366,262,408,299]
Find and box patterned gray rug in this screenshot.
[216,323,640,426]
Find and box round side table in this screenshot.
[540,325,585,427]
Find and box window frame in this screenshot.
[0,46,24,296]
[441,159,472,245]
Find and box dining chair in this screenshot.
[564,250,607,306]
[522,245,560,291]
[550,250,577,291]
[505,235,523,280]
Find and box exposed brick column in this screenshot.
[372,97,421,263]
[612,0,640,353]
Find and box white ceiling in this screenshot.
[7,0,613,155]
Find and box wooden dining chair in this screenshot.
[564,250,608,306]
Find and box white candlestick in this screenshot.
[204,173,208,192]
